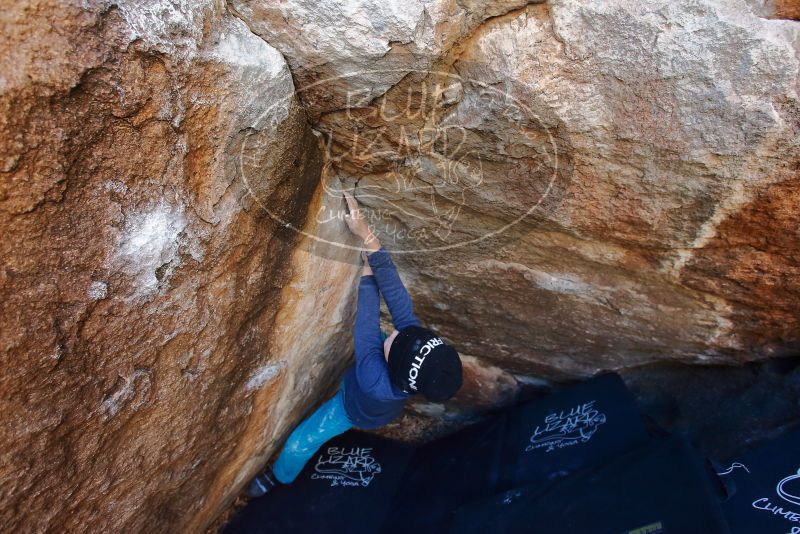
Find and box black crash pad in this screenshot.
[380,415,507,533]
[499,372,651,491]
[382,373,651,533]
[227,373,659,534]
[451,435,731,534]
[718,428,800,534]
[224,431,414,534]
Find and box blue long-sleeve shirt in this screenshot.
[342,248,419,429]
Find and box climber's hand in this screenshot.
[343,191,380,251]
[343,191,369,239]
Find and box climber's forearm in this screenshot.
[360,237,380,276]
[364,235,381,253]
[367,247,419,330]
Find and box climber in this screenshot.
[246,191,463,497]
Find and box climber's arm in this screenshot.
[366,247,419,330]
[353,274,396,398]
[342,191,420,331]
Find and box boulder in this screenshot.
[0,1,346,531]
[233,0,800,376]
[2,0,799,532]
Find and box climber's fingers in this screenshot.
[343,211,364,231]
[342,191,373,241]
[343,191,361,218]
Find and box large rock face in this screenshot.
[1,1,357,532]
[236,0,800,375]
[1,0,799,532]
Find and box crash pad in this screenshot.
[223,431,414,534]
[452,435,730,534]
[380,415,508,533]
[498,372,651,491]
[225,373,712,534]
[718,428,800,534]
[382,373,651,532]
